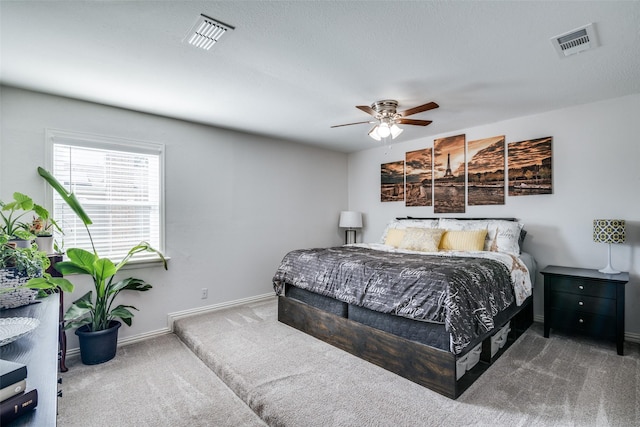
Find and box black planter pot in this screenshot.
[75,320,121,365]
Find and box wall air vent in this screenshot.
[551,23,598,58]
[185,14,234,51]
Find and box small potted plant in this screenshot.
[25,215,61,255]
[35,167,167,365]
[0,192,44,247]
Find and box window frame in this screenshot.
[45,128,166,264]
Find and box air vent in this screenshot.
[185,14,234,50]
[551,23,597,58]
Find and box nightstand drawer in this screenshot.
[549,292,616,316]
[548,309,616,339]
[547,277,616,299]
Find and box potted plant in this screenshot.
[25,215,61,255]
[35,167,167,365]
[0,192,51,248]
[0,240,73,308]
[0,193,69,308]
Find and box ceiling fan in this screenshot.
[331,100,439,141]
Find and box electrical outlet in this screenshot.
[201,288,208,299]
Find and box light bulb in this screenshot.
[377,122,391,138]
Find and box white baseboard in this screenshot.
[534,314,640,344]
[66,327,173,357]
[167,293,275,331]
[66,293,276,356]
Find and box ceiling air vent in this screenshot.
[185,14,234,51]
[551,23,598,58]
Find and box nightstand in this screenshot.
[541,265,629,355]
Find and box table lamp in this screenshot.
[339,211,362,244]
[593,219,625,274]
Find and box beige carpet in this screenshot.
[59,297,640,426]
[174,297,639,427]
[57,333,266,427]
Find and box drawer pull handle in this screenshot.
[578,301,584,306]
[579,318,584,324]
[578,285,584,290]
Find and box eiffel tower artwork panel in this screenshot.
[434,134,466,213]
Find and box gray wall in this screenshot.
[347,93,640,338]
[0,86,348,349]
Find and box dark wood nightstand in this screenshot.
[541,265,629,355]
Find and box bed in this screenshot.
[273,217,535,399]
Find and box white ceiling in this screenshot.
[1,1,639,153]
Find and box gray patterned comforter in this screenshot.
[273,246,519,354]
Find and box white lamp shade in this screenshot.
[339,211,362,229]
[390,123,403,139]
[368,125,382,141]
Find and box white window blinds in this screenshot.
[49,130,164,262]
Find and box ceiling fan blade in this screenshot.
[398,101,439,117]
[330,120,375,128]
[397,118,433,126]
[356,105,378,117]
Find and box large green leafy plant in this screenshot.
[36,167,167,331]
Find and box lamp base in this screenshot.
[599,243,621,274]
[345,229,357,245]
[598,265,621,275]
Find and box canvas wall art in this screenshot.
[467,135,505,205]
[405,148,433,207]
[434,134,466,213]
[381,160,405,202]
[508,136,552,196]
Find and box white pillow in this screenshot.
[438,219,523,255]
[379,219,439,244]
[398,228,445,252]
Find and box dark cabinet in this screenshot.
[541,265,628,355]
[1,293,59,426]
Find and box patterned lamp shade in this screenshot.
[593,219,626,244]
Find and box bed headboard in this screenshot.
[396,217,519,221]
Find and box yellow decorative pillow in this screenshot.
[439,229,488,251]
[384,228,406,247]
[398,228,445,252]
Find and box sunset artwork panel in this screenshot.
[381,160,405,202]
[467,135,506,205]
[508,136,552,196]
[405,148,432,207]
[434,134,466,213]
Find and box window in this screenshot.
[47,129,164,262]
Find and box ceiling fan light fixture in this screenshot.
[368,126,382,141]
[333,99,438,141]
[390,123,403,139]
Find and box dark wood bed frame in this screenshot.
[277,217,534,399]
[278,295,533,399]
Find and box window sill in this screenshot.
[53,254,170,272]
[120,256,170,271]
